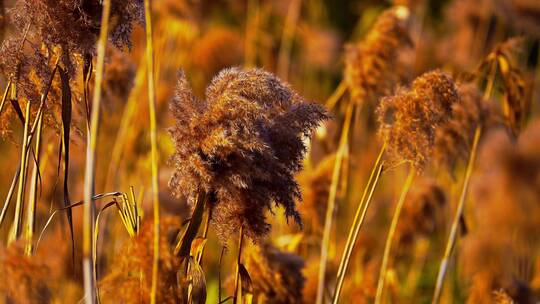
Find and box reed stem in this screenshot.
[8,101,31,244]
[233,225,245,304]
[332,144,386,303]
[316,103,354,304]
[83,0,111,302]
[431,126,482,304]
[143,1,160,303]
[375,164,417,304]
[24,111,43,255]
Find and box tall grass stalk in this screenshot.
[143,1,160,302]
[8,101,31,244]
[277,0,301,80]
[432,126,481,304]
[316,103,354,304]
[332,144,386,303]
[24,111,43,255]
[0,80,12,116]
[83,0,111,302]
[233,225,245,304]
[375,164,417,304]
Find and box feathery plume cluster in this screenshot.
[10,0,143,56]
[99,216,183,303]
[461,121,540,303]
[244,242,305,303]
[344,6,412,106]
[396,178,446,248]
[433,82,495,173]
[376,70,459,169]
[169,67,328,242]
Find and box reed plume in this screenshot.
[433,82,495,174]
[244,242,305,303]
[345,6,412,106]
[376,70,459,169]
[169,67,328,242]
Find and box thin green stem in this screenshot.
[375,164,417,304]
[332,144,386,303]
[83,0,111,303]
[432,126,482,304]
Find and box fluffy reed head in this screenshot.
[376,70,459,169]
[396,178,446,248]
[169,67,329,242]
[433,82,495,174]
[462,121,540,303]
[244,242,306,303]
[344,6,412,106]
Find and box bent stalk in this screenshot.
[332,144,386,303]
[375,164,417,304]
[431,126,482,304]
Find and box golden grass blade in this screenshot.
[8,100,31,244]
[143,1,160,302]
[316,103,354,304]
[93,201,118,304]
[325,80,347,112]
[175,191,207,257]
[24,110,43,255]
[233,225,245,304]
[375,164,417,304]
[0,80,12,117]
[84,0,112,302]
[432,126,482,304]
[332,144,386,303]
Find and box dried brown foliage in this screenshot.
[376,70,459,169]
[99,216,183,304]
[433,82,495,173]
[245,242,305,303]
[344,6,412,106]
[462,121,540,303]
[396,178,446,248]
[169,67,329,242]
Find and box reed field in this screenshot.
[0,0,540,303]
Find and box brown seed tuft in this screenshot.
[344,6,412,106]
[168,68,329,242]
[376,70,459,169]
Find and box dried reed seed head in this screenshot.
[433,82,495,174]
[344,6,412,106]
[396,178,446,248]
[99,216,183,304]
[244,242,305,304]
[376,70,459,169]
[169,67,329,242]
[11,0,143,55]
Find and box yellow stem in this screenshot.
[432,126,482,304]
[276,0,302,81]
[83,0,111,302]
[144,1,160,303]
[233,225,245,304]
[332,143,386,303]
[375,164,417,304]
[315,103,354,304]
